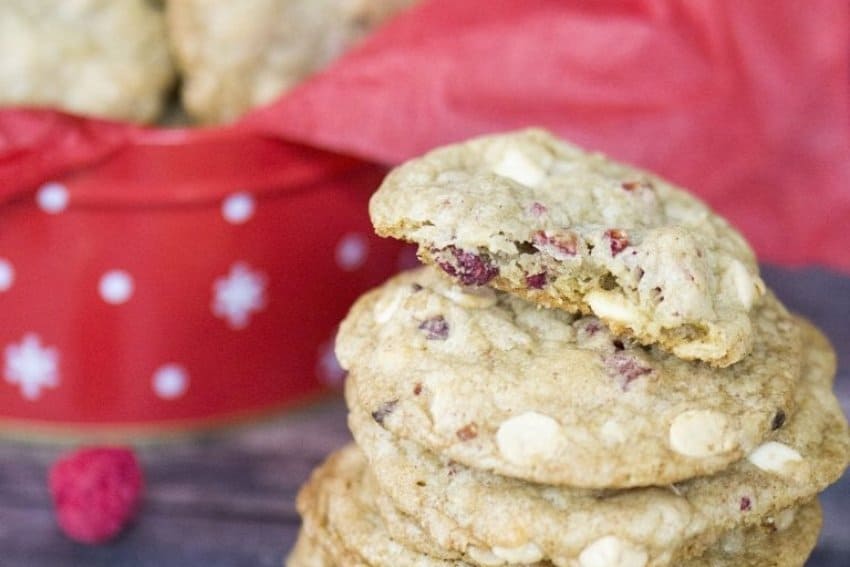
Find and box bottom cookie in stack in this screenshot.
[288,445,822,567]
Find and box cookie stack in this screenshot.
[288,129,850,567]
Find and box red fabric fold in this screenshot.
[1,0,848,270]
[249,0,850,271]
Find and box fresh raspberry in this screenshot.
[49,447,144,544]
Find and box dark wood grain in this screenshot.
[0,265,846,566]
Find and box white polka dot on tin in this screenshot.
[152,364,189,400]
[335,233,369,271]
[0,259,14,292]
[99,270,134,304]
[221,192,256,224]
[36,182,69,214]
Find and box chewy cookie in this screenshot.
[370,129,765,366]
[337,267,801,488]
[167,0,415,123]
[0,0,175,123]
[288,444,822,567]
[347,319,848,567]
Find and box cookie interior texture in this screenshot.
[345,317,847,566]
[288,444,822,567]
[0,0,175,123]
[370,129,766,367]
[337,266,802,488]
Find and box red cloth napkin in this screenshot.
[251,0,850,272]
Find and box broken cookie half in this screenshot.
[370,128,765,367]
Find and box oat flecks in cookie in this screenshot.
[370,128,766,366]
[337,267,802,488]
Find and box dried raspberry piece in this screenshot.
[413,383,423,396]
[532,230,578,260]
[371,400,398,425]
[419,316,449,340]
[740,496,752,511]
[49,447,144,544]
[605,352,652,390]
[529,202,548,217]
[525,272,547,289]
[456,423,478,441]
[605,229,629,256]
[433,246,499,286]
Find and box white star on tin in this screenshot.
[212,262,267,329]
[4,334,60,400]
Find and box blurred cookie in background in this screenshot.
[0,0,176,123]
[167,0,416,124]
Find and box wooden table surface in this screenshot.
[0,265,848,566]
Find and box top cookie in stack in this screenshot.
[370,129,763,368]
[288,129,850,567]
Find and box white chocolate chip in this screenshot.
[669,410,736,458]
[440,284,498,308]
[725,260,758,309]
[586,290,641,325]
[491,542,544,563]
[373,288,405,323]
[747,442,803,475]
[671,338,726,362]
[773,508,797,531]
[579,536,648,567]
[466,547,503,566]
[496,411,562,465]
[600,419,627,445]
[492,148,546,187]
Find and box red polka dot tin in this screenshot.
[0,113,405,436]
